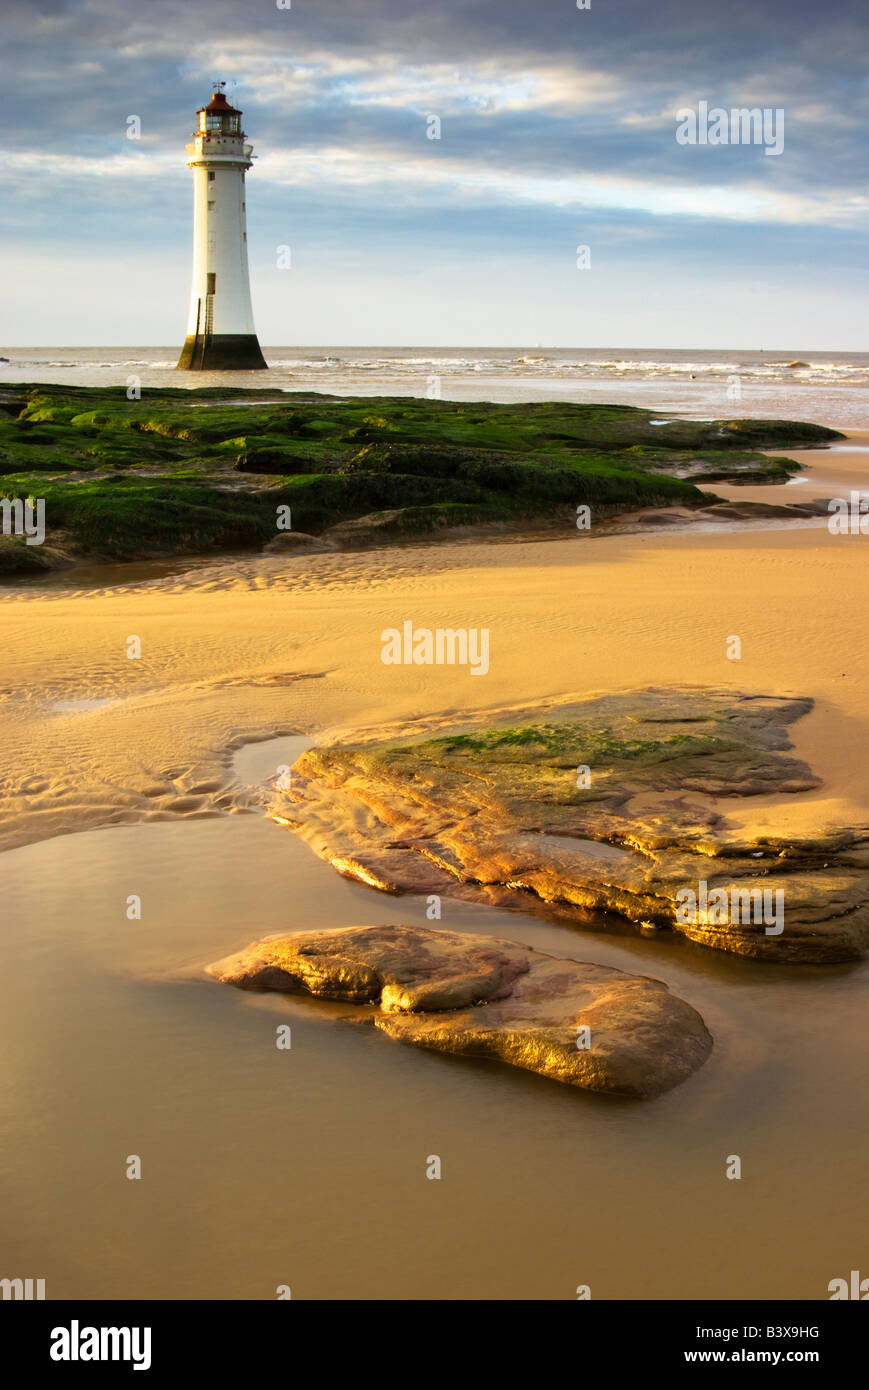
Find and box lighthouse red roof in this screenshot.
[199,90,241,115]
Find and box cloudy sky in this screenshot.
[2,0,867,347]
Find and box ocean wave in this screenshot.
[6,350,869,396]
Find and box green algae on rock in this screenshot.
[207,924,713,1098]
[0,384,843,570]
[274,689,869,963]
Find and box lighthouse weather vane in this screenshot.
[176,83,267,371]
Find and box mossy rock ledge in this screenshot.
[0,385,843,569]
[208,924,713,1098]
[273,688,869,963]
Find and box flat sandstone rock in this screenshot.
[273,689,869,963]
[208,924,713,1098]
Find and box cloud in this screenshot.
[1,0,867,344]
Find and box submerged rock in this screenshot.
[274,689,869,963]
[208,924,712,1098]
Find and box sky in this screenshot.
[1,0,867,348]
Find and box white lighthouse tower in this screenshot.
[176,84,267,370]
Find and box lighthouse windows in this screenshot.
[207,200,215,211]
[208,172,215,182]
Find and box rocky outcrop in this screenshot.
[262,530,334,554]
[235,448,316,474]
[602,498,834,535]
[273,689,869,963]
[208,924,713,1098]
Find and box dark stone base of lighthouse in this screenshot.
[176,334,268,371]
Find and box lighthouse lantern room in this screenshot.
[176,84,267,370]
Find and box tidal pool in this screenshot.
[0,804,866,1299]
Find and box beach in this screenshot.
[1,423,867,1299]
[2,435,868,852]
[5,0,869,1325]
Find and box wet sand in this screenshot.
[0,435,867,1298]
[1,441,868,852]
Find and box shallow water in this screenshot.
[3,345,869,428]
[230,734,312,788]
[1,785,866,1299]
[1,551,253,594]
[536,833,637,864]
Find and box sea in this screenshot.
[2,346,869,429]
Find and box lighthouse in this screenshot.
[176,84,267,370]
